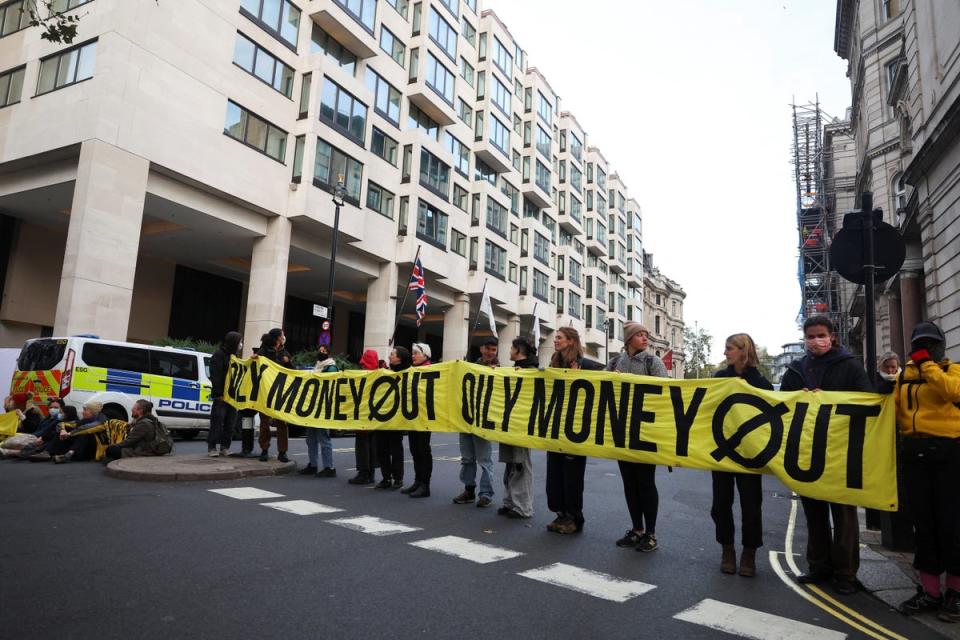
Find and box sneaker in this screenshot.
[476,496,492,508]
[636,533,658,552]
[796,571,831,585]
[27,452,52,462]
[316,467,336,478]
[53,455,66,464]
[207,449,219,458]
[497,506,510,516]
[546,514,565,532]
[504,508,528,519]
[616,530,644,548]
[348,474,373,485]
[277,452,290,463]
[938,589,960,622]
[299,465,318,475]
[219,447,229,457]
[899,586,942,615]
[258,450,269,462]
[833,578,859,595]
[453,488,476,504]
[409,484,430,498]
[374,479,392,489]
[554,517,579,535]
[391,479,404,490]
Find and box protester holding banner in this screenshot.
[780,315,872,595]
[255,328,290,463]
[208,331,242,458]
[454,337,499,508]
[375,347,409,490]
[605,321,668,552]
[498,336,539,519]
[349,349,381,485]
[303,346,337,478]
[403,343,434,498]
[876,351,901,395]
[894,321,960,621]
[711,333,774,577]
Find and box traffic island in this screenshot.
[106,454,296,481]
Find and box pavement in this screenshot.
[105,452,295,481]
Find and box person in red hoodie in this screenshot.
[349,349,381,485]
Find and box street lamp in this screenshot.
[324,174,345,345]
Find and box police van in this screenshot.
[10,336,214,439]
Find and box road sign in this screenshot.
[830,211,905,284]
[313,304,328,319]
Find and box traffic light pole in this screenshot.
[861,192,878,389]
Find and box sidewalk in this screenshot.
[106,453,296,481]
[859,526,959,639]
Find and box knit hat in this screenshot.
[411,342,432,360]
[83,400,103,415]
[359,349,380,370]
[623,322,649,345]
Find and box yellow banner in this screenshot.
[0,412,20,442]
[225,357,898,511]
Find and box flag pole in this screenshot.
[464,279,488,359]
[389,245,422,346]
[529,302,538,337]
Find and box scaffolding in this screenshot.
[791,99,847,343]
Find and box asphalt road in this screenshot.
[0,433,945,640]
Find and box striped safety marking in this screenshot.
[673,598,847,640]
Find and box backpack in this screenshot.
[152,419,174,455]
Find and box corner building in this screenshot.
[0,0,678,364]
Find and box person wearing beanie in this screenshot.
[208,331,243,458]
[895,321,960,621]
[375,347,410,490]
[606,321,668,553]
[403,343,433,498]
[348,349,381,485]
[454,336,499,508]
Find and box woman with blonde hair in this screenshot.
[711,333,773,577]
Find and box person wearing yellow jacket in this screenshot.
[895,321,960,622]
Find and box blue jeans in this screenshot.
[306,428,333,469]
[459,434,494,498]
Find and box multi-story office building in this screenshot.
[0,0,679,365]
[642,252,685,378]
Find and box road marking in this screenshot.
[517,563,655,603]
[674,598,846,640]
[260,500,344,516]
[208,487,284,500]
[409,535,523,564]
[327,515,421,536]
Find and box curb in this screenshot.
[105,455,297,482]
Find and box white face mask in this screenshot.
[879,368,901,382]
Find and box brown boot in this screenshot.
[739,547,757,577]
[721,544,737,574]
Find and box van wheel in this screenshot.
[103,404,128,422]
[178,429,199,440]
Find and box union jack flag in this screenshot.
[409,257,427,326]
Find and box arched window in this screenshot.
[893,173,907,210]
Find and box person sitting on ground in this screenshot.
[4,392,43,434]
[17,398,65,460]
[876,351,901,395]
[104,399,169,462]
[48,401,107,464]
[303,345,337,478]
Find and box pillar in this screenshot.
[499,314,521,366]
[242,216,291,355]
[442,292,469,362]
[539,330,556,367]
[54,140,149,339]
[886,292,904,359]
[899,265,924,352]
[363,261,398,360]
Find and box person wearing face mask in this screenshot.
[894,322,960,621]
[402,343,434,498]
[375,347,409,490]
[876,352,901,395]
[16,398,65,460]
[780,315,872,595]
[208,331,243,458]
[254,328,290,463]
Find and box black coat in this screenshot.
[714,365,774,391]
[780,350,872,393]
[579,358,605,371]
[210,349,231,398]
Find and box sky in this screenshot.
[485,0,852,361]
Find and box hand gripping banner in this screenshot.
[225,357,898,511]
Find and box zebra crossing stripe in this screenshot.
[260,500,344,515]
[208,487,284,500]
[409,535,523,564]
[673,598,847,639]
[327,515,422,536]
[517,563,656,603]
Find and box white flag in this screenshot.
[479,286,498,338]
[532,302,540,345]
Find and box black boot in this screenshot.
[401,481,421,494]
[409,483,430,498]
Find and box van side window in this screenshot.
[203,357,211,380]
[150,350,199,381]
[82,344,151,374]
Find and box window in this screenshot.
[428,7,457,60]
[893,172,907,210]
[488,112,509,155]
[476,70,485,99]
[0,65,25,108]
[882,0,900,20]
[535,160,550,193]
[452,229,467,256]
[366,181,395,219]
[233,33,295,98]
[438,0,458,18]
[380,26,405,65]
[459,57,475,87]
[386,0,409,19]
[453,184,468,211]
[568,291,581,319]
[371,127,398,165]
[310,24,357,74]
[419,148,451,198]
[292,135,305,182]
[492,37,513,80]
[364,68,401,126]
[570,132,583,162]
[532,269,548,301]
[568,258,581,286]
[535,125,551,159]
[533,231,549,266]
[569,164,582,194]
[425,52,455,104]
[319,77,367,144]
[655,315,661,335]
[475,158,497,185]
[82,343,151,376]
[501,180,519,214]
[298,73,311,118]
[240,0,300,49]
[333,0,376,33]
[461,17,476,47]
[224,100,287,163]
[36,39,97,96]
[314,138,363,203]
[417,200,448,248]
[485,240,506,279]
[537,90,552,123]
[408,103,439,139]
[491,75,510,116]
[457,97,473,124]
[486,197,507,236]
[0,1,30,38]
[444,132,469,176]
[597,166,606,190]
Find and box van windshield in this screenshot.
[17,340,67,371]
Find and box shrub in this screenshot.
[152,336,218,354]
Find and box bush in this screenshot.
[152,336,218,354]
[290,349,358,370]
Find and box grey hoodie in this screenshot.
[605,350,668,377]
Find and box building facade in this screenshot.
[642,251,685,378]
[0,0,681,365]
